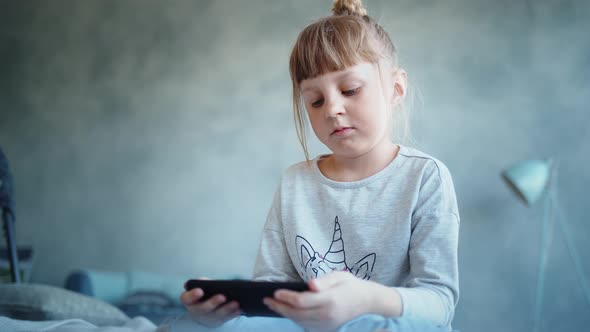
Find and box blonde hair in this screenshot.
[289,0,411,161]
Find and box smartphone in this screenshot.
[184,279,309,317]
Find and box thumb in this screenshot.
[309,271,350,292]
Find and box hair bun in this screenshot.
[332,0,368,16]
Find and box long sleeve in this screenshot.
[394,160,460,328]
[252,185,301,282]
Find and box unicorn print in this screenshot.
[295,216,376,280]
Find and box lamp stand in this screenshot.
[532,165,590,332]
[553,190,590,306]
[532,183,555,332]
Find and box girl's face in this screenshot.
[300,62,402,159]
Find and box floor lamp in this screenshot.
[502,159,590,331]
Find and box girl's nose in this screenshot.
[324,97,345,118]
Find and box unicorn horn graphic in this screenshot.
[323,217,347,269]
[295,216,376,280]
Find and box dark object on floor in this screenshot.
[0,246,34,283]
[118,291,186,325]
[0,146,20,283]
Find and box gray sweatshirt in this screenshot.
[253,145,460,329]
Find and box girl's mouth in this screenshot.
[331,127,355,136]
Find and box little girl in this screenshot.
[177,1,459,331]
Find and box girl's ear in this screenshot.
[391,69,407,105]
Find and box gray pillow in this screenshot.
[0,283,130,326]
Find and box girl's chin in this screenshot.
[327,142,388,159]
[328,147,370,159]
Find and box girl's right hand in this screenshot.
[180,284,241,327]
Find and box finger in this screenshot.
[263,297,321,322]
[310,271,350,291]
[180,288,204,305]
[188,294,227,314]
[273,290,328,309]
[214,300,240,317]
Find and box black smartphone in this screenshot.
[184,279,309,317]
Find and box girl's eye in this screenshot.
[343,87,360,96]
[311,98,324,107]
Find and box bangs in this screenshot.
[289,15,383,84]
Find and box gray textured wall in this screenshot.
[1,0,589,331]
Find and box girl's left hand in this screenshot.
[263,271,380,332]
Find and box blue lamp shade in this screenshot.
[502,159,553,206]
